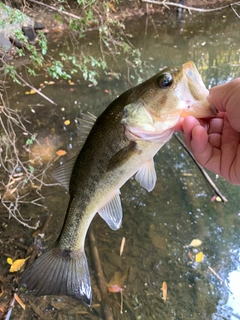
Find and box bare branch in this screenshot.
[25,0,81,20]
[15,73,57,106]
[141,0,240,13]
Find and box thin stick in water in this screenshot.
[88,225,114,320]
[174,134,228,202]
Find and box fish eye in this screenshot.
[157,73,173,89]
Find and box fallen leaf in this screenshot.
[9,257,29,272]
[188,251,193,260]
[27,89,37,95]
[211,195,217,202]
[56,149,67,156]
[211,195,222,202]
[120,237,125,256]
[161,281,167,303]
[64,120,70,125]
[7,257,13,265]
[184,239,202,248]
[195,251,204,263]
[108,2,116,12]
[0,276,5,297]
[189,239,202,247]
[107,270,128,292]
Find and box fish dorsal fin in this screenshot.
[135,158,157,192]
[98,191,122,231]
[53,112,97,192]
[76,111,97,148]
[52,156,77,191]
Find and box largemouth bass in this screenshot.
[19,61,216,305]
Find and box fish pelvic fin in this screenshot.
[19,245,92,306]
[98,190,122,230]
[135,158,157,192]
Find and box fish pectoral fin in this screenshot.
[135,158,157,192]
[108,141,138,171]
[98,191,122,230]
[19,245,92,305]
[52,156,77,192]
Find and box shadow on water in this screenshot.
[1,7,240,320]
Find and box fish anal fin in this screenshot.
[98,191,122,230]
[19,245,92,306]
[52,157,76,192]
[108,142,138,171]
[135,158,157,192]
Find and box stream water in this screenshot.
[2,6,240,320]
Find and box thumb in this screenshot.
[208,78,240,132]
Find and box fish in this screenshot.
[19,61,216,306]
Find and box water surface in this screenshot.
[3,7,240,320]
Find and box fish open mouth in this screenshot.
[180,61,218,118]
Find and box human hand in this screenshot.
[177,78,240,185]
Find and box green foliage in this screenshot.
[2,1,144,86]
[48,60,71,80]
[25,135,36,146]
[60,53,107,85]
[4,66,21,85]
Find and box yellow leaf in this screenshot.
[9,258,29,272]
[25,91,30,95]
[7,257,13,265]
[195,251,204,263]
[64,120,70,126]
[56,149,67,156]
[29,89,37,95]
[189,239,202,247]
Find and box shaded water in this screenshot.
[2,7,240,320]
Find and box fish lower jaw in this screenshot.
[125,127,174,144]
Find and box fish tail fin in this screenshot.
[19,245,92,305]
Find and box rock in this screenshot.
[34,21,45,30]
[0,34,12,53]
[0,3,45,52]
[0,34,14,59]
[22,26,36,42]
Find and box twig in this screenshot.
[41,213,52,235]
[174,134,228,202]
[141,0,240,14]
[26,0,81,20]
[15,73,57,106]
[28,300,48,320]
[207,266,225,284]
[231,3,240,18]
[88,225,114,320]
